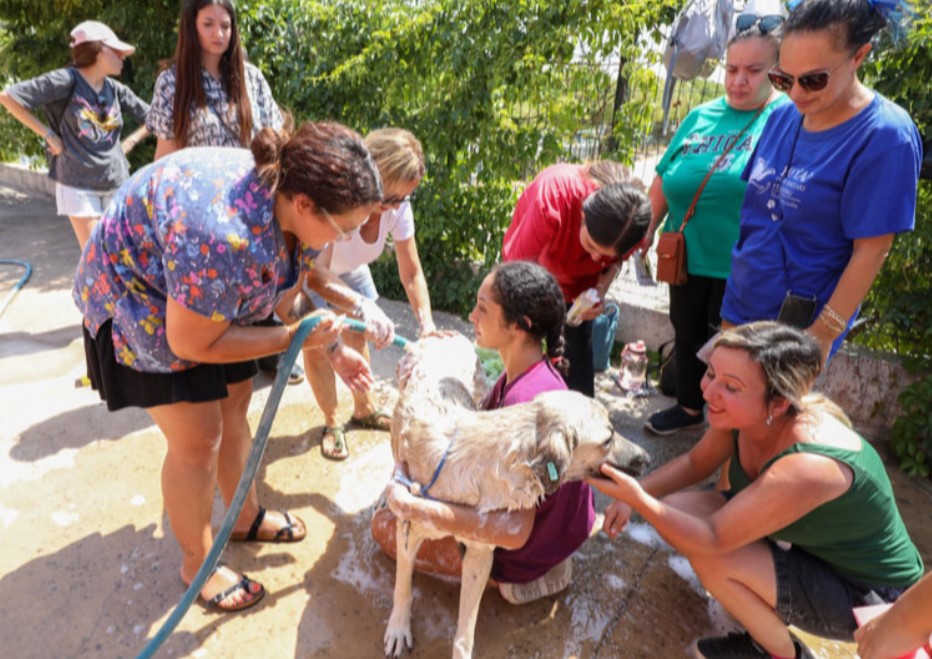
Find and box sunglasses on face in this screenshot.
[768,57,850,92]
[735,14,785,35]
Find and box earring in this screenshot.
[765,414,773,427]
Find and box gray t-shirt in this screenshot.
[6,67,150,191]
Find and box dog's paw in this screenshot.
[383,623,413,657]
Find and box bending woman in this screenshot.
[73,122,382,611]
[502,162,650,396]
[590,321,923,658]
[372,261,594,604]
[303,128,434,460]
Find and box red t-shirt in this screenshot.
[502,163,618,302]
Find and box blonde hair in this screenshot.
[714,321,851,426]
[364,128,426,187]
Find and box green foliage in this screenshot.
[2,0,679,315]
[854,4,932,478]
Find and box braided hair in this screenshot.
[489,261,570,376]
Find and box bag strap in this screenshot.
[678,102,768,234]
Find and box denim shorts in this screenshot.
[55,183,117,217]
[769,540,907,639]
[305,264,379,310]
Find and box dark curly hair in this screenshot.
[489,261,569,376]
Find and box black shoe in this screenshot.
[692,632,814,659]
[645,405,704,435]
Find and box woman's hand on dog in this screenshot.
[586,463,639,538]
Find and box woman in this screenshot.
[148,0,298,379]
[73,121,382,611]
[642,15,787,436]
[721,0,921,363]
[303,128,434,460]
[0,20,150,249]
[147,0,282,158]
[372,261,593,604]
[590,321,923,658]
[502,162,651,397]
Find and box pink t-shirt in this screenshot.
[485,359,596,584]
[502,163,617,302]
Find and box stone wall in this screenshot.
[608,269,915,440]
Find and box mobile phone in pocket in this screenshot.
[777,292,818,329]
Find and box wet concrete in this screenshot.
[0,182,929,658]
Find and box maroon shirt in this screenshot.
[487,359,596,584]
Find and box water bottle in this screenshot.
[619,340,648,392]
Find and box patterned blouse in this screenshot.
[146,61,283,147]
[73,147,313,373]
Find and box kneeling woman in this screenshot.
[372,260,594,603]
[590,321,923,658]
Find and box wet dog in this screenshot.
[384,334,649,658]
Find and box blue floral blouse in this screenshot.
[73,147,314,373]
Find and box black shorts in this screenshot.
[83,319,257,411]
[769,541,908,640]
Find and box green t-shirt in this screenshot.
[656,95,786,278]
[729,435,924,588]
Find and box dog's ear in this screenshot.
[530,405,576,495]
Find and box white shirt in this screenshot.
[326,202,415,274]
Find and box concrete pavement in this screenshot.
[0,180,929,659]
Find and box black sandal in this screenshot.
[230,506,307,543]
[184,564,266,613]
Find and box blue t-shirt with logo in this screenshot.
[722,93,921,347]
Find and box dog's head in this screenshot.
[528,391,650,495]
[396,333,489,406]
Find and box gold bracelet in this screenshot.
[817,310,846,335]
[821,304,848,329]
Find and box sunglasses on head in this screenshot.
[735,14,785,35]
[767,57,850,92]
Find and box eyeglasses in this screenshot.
[320,207,356,242]
[767,57,850,93]
[735,14,785,35]
[381,191,414,206]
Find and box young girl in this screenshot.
[0,21,150,249]
[372,260,595,604]
[147,0,283,158]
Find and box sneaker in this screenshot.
[693,632,769,658]
[499,557,572,605]
[693,632,814,659]
[645,405,704,435]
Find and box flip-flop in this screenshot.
[349,410,392,431]
[184,564,266,613]
[320,425,349,460]
[230,506,308,543]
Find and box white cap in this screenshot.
[69,21,135,55]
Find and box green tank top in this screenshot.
[729,434,923,588]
